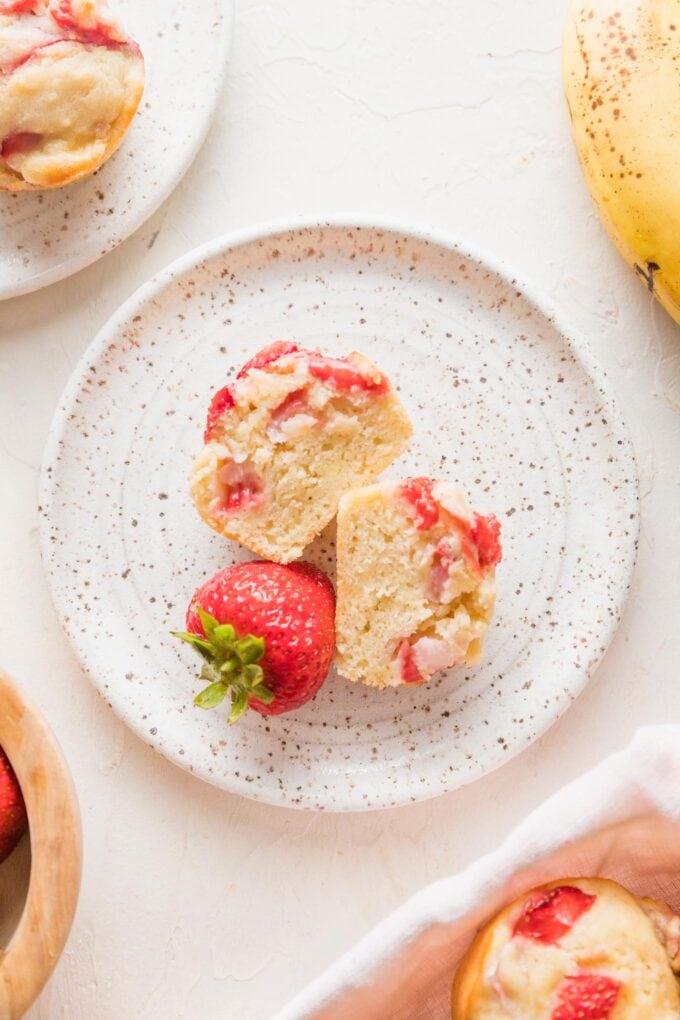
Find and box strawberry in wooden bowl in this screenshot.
[0,669,81,1017]
[174,561,336,723]
[0,746,26,864]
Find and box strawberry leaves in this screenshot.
[172,608,273,725]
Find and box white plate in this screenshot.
[39,219,639,811]
[0,0,233,301]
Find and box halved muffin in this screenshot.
[335,477,502,689]
[190,342,413,563]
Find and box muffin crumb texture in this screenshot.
[336,477,501,690]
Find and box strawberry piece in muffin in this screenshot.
[0,0,144,191]
[513,886,597,945]
[190,342,413,563]
[335,478,502,690]
[551,974,621,1020]
[451,877,680,1019]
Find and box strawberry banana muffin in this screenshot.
[451,878,680,1018]
[335,477,502,689]
[0,0,144,191]
[190,342,413,563]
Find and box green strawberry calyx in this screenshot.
[172,607,274,724]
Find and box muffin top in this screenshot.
[0,0,144,190]
[452,878,680,1018]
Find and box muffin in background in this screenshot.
[451,877,680,1018]
[0,0,144,191]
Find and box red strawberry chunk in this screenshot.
[0,0,36,13]
[513,886,597,945]
[449,514,486,576]
[399,477,440,530]
[215,460,263,513]
[307,355,388,395]
[552,974,621,1020]
[396,640,424,685]
[1,132,42,159]
[50,0,122,47]
[471,513,503,568]
[204,385,235,443]
[237,341,300,379]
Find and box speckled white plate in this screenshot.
[0,0,232,301]
[39,219,639,811]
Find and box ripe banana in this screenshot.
[563,0,680,324]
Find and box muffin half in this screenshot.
[336,478,502,689]
[190,342,413,563]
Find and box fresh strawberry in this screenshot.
[203,342,300,442]
[0,747,27,864]
[395,640,425,685]
[173,561,335,722]
[50,0,124,47]
[204,342,390,443]
[203,385,235,443]
[513,885,597,945]
[237,340,301,378]
[551,973,621,1019]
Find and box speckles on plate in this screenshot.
[39,221,638,811]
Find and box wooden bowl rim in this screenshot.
[0,670,82,1019]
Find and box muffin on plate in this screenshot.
[190,342,413,564]
[451,877,680,1018]
[335,477,502,689]
[0,0,144,191]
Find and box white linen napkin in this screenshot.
[274,726,680,1020]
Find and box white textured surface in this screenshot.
[0,0,678,1016]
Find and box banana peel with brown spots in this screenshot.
[563,0,680,325]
